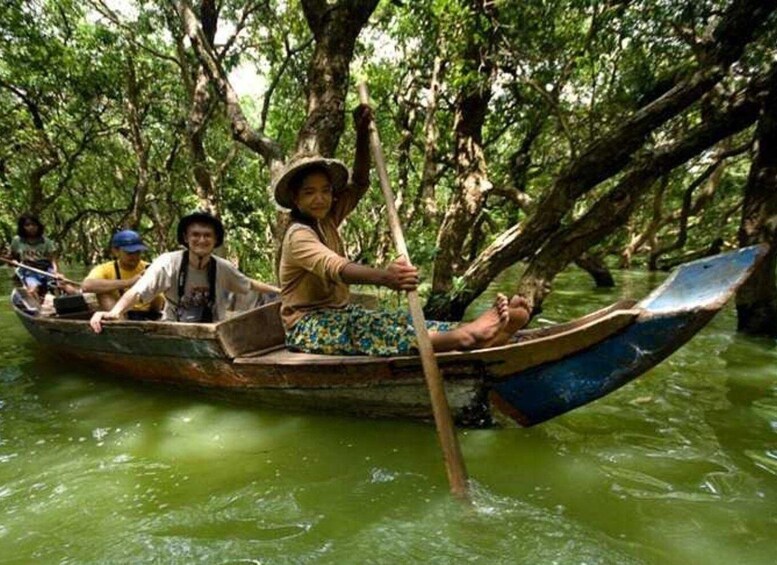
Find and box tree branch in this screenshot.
[176,0,284,172]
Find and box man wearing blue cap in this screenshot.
[82,230,163,319]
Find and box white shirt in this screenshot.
[132,250,252,322]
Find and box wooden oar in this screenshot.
[0,256,81,287]
[357,82,470,500]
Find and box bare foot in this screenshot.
[486,295,531,347]
[456,293,509,349]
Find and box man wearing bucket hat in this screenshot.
[89,212,279,333]
[82,229,164,318]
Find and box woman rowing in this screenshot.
[275,106,530,357]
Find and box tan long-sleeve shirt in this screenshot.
[279,220,351,329]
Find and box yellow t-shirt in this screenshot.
[85,260,156,311]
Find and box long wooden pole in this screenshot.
[0,256,81,287]
[358,83,470,500]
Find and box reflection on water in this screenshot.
[1,267,775,564]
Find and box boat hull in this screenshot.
[12,245,768,427]
[24,337,494,426]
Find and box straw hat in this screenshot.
[272,154,349,210]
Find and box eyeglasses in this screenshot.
[187,232,214,240]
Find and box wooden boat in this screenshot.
[11,245,767,427]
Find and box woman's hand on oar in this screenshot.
[385,258,419,292]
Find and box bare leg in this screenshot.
[20,285,42,309]
[24,283,43,303]
[429,294,509,352]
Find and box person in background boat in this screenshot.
[89,211,279,333]
[9,213,73,299]
[275,108,531,357]
[81,230,164,320]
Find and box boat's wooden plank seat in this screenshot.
[217,301,286,357]
[236,348,379,365]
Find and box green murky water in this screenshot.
[1,268,775,564]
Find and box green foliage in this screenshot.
[0,0,773,290]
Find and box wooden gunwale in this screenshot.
[232,307,642,378]
[14,293,642,390]
[28,312,218,340]
[512,299,637,341]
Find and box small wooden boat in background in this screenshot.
[11,245,767,427]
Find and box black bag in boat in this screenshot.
[54,294,96,315]
[126,310,162,321]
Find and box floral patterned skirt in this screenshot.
[286,304,457,356]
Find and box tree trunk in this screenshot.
[516,70,773,308]
[124,49,151,230]
[736,79,777,335]
[5,88,60,215]
[394,79,417,214]
[179,0,379,189]
[296,0,380,156]
[28,159,59,216]
[174,1,267,215]
[648,140,747,269]
[575,253,615,288]
[188,72,219,214]
[430,0,497,303]
[621,175,667,270]
[179,1,219,214]
[423,0,776,320]
[656,238,724,272]
[411,53,445,226]
[177,0,284,175]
